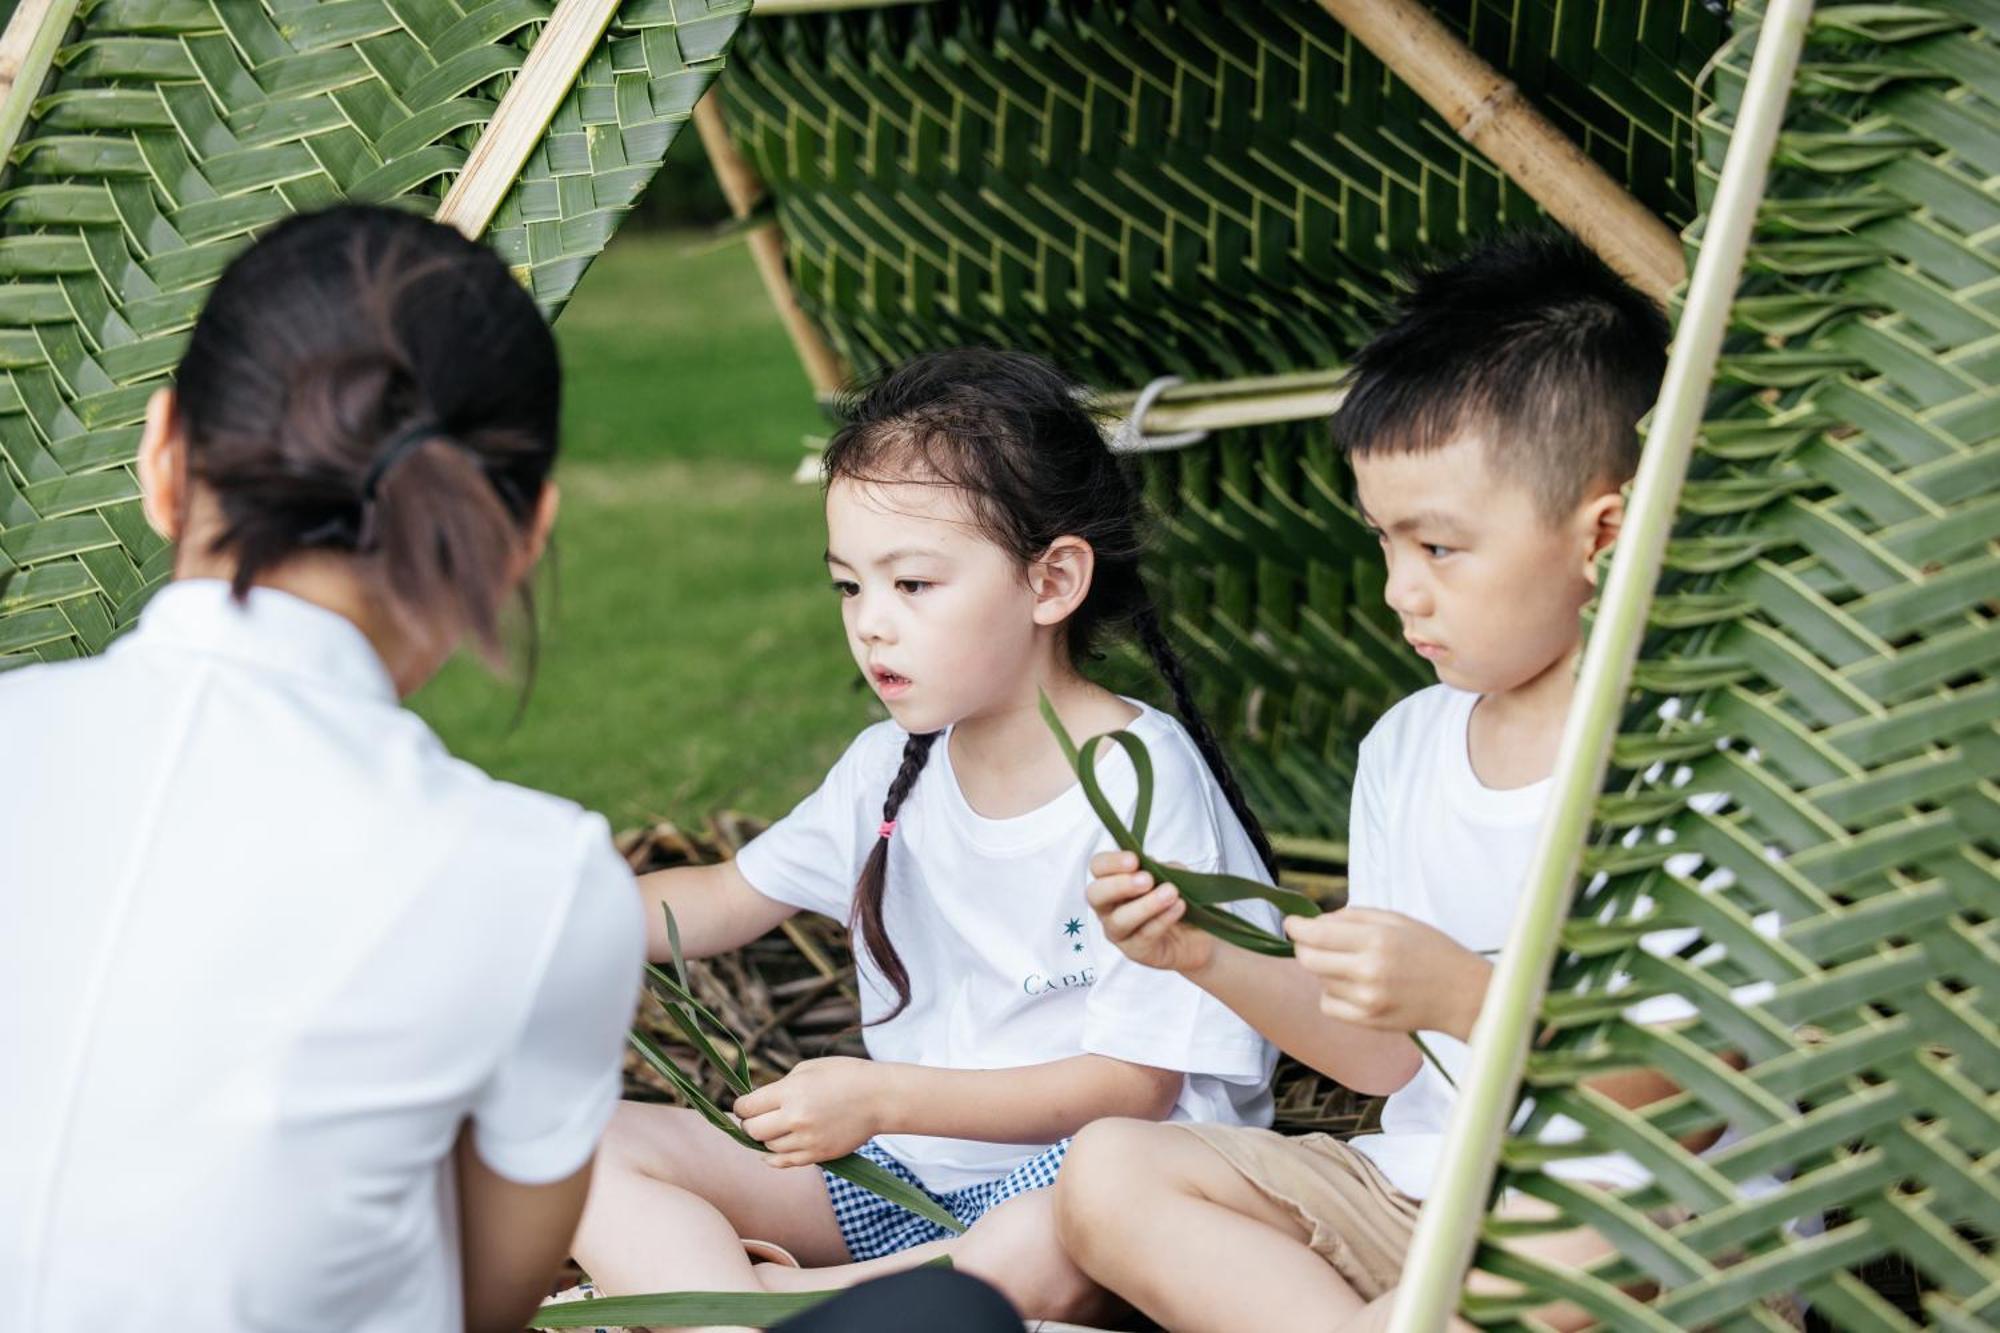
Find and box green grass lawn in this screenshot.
[410,230,879,830]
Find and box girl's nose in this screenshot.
[852,591,895,643]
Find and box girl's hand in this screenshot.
[733,1057,888,1167]
[1085,850,1215,977]
[1285,907,1493,1041]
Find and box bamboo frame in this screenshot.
[434,0,622,240]
[1383,3,1815,1328]
[1098,368,1350,438]
[1315,0,1686,305]
[0,0,81,182]
[693,92,850,398]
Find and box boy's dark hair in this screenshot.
[823,347,1278,1022]
[176,204,560,666]
[1331,230,1670,517]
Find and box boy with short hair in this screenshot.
[1053,232,1674,1331]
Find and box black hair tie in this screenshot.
[361,419,448,501]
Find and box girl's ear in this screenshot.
[1029,535,1095,626]
[137,387,187,543]
[1579,487,1626,588]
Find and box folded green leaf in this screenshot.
[1037,690,1321,948]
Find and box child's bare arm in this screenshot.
[1087,851,1419,1096]
[733,1054,1181,1166]
[635,858,797,964]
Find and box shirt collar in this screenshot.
[124,579,400,704]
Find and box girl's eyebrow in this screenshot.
[824,547,947,568]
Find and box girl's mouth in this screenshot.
[871,666,913,698]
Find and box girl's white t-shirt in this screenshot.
[735,704,1280,1193]
[0,581,644,1332]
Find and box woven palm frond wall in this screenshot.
[719,0,1731,838]
[0,0,748,669]
[1467,4,1999,1328]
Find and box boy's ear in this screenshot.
[1029,535,1095,626]
[1579,488,1626,588]
[137,387,187,543]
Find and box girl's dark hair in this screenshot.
[823,347,1277,1021]
[175,203,560,666]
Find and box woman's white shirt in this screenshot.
[0,581,643,1332]
[734,705,1280,1194]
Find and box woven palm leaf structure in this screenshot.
[1437,4,1999,1329]
[715,0,1728,837]
[0,0,749,667]
[707,1,1998,1327]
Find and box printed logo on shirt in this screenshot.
[1022,916,1096,996]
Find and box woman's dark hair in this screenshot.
[823,347,1278,1021]
[174,203,560,665]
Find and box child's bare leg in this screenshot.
[756,1191,1115,1325]
[572,1103,848,1300]
[1055,1119,1370,1333]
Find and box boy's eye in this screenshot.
[895,578,932,595]
[830,580,858,598]
[1422,543,1454,559]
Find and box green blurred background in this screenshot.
[411,139,876,828]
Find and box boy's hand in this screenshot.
[734,1056,884,1167]
[1085,850,1214,976]
[1284,908,1492,1041]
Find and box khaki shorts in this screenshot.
[1171,1123,1420,1301]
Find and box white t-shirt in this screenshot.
[0,581,644,1333]
[735,703,1280,1193]
[1342,684,1741,1201]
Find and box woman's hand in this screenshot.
[733,1057,890,1167]
[1085,850,1215,977]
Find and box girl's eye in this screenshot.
[1423,543,1454,559]
[830,580,858,598]
[895,579,932,595]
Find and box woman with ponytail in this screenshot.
[0,206,644,1332]
[576,348,1282,1324]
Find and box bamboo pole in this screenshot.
[751,0,936,12]
[693,92,850,399]
[1382,3,1814,1329]
[1316,0,1687,306]
[0,0,81,183]
[435,0,621,240]
[1098,368,1350,438]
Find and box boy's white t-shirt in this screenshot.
[0,582,644,1332]
[734,703,1281,1193]
[1342,684,1734,1201]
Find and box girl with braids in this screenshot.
[574,348,1281,1324]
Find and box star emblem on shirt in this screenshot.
[1063,917,1084,937]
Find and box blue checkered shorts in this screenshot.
[824,1137,1070,1262]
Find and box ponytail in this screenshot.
[178,204,559,673]
[850,731,938,1023]
[1134,604,1279,878]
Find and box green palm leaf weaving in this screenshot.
[0,0,750,666]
